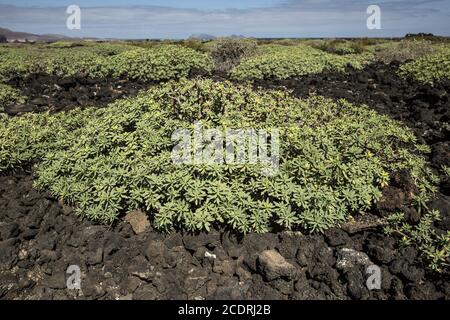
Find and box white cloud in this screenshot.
[0,1,448,38]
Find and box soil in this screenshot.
[1,172,449,300]
[1,62,449,300]
[4,73,150,115]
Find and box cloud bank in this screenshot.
[0,0,449,38]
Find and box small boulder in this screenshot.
[4,104,36,116]
[336,248,372,270]
[124,210,150,234]
[257,249,297,281]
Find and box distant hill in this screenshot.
[188,34,216,40]
[0,27,72,42]
[188,34,248,40]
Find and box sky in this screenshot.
[0,0,449,39]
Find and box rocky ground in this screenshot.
[1,62,449,300]
[1,172,449,300]
[4,73,149,115]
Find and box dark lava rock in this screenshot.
[0,238,19,269]
[345,267,370,300]
[376,186,406,213]
[389,259,424,283]
[429,195,450,231]
[324,228,351,247]
[366,244,396,264]
[295,235,334,267]
[145,240,166,261]
[4,104,36,116]
[0,222,20,240]
[405,282,443,300]
[183,232,220,252]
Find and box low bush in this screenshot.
[0,46,39,79]
[375,39,437,64]
[46,41,86,48]
[230,45,373,80]
[182,39,209,53]
[0,83,26,113]
[0,43,129,79]
[0,79,435,235]
[0,44,213,81]
[385,210,450,272]
[398,46,450,84]
[310,39,366,55]
[209,38,258,72]
[108,45,213,81]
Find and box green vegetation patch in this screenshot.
[399,46,450,85]
[385,210,450,272]
[0,79,435,235]
[108,45,213,81]
[0,83,27,113]
[309,39,367,55]
[230,45,373,80]
[374,39,437,64]
[0,43,212,81]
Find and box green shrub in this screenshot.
[398,46,450,84]
[375,39,437,64]
[442,165,450,177]
[46,41,85,48]
[385,210,450,272]
[271,39,303,46]
[182,39,209,53]
[0,83,26,113]
[0,44,129,79]
[230,45,373,80]
[0,79,435,234]
[0,46,39,79]
[310,40,366,55]
[210,38,258,72]
[107,45,213,81]
[40,49,110,78]
[0,44,212,81]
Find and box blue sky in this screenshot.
[0,0,280,10]
[0,0,449,39]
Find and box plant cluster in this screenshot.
[0,79,435,235]
[0,83,26,113]
[442,165,450,177]
[310,39,366,55]
[230,45,373,80]
[385,210,450,272]
[398,46,450,84]
[107,45,213,81]
[46,41,86,48]
[209,38,258,72]
[374,39,438,64]
[0,43,212,81]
